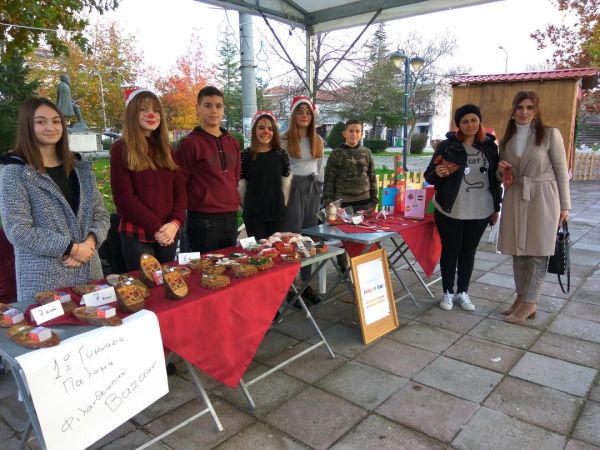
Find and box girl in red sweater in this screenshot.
[110,89,187,271]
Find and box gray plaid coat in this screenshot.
[0,155,109,302]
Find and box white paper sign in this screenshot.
[31,300,65,325]
[16,310,168,450]
[239,236,257,249]
[178,251,201,264]
[356,258,391,325]
[351,215,364,225]
[81,286,116,307]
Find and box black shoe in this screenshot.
[336,254,349,274]
[166,362,177,376]
[272,310,283,325]
[303,285,322,305]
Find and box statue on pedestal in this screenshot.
[56,74,75,117]
[71,100,89,131]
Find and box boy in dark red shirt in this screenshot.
[175,86,241,252]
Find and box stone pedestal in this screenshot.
[67,130,101,153]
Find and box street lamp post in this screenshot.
[390,50,424,172]
[78,64,108,132]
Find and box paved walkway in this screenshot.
[2,181,599,450]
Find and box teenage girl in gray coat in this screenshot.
[0,98,109,302]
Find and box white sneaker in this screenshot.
[456,292,475,311]
[439,292,454,310]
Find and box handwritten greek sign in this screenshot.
[16,310,168,450]
[81,286,116,307]
[31,300,65,325]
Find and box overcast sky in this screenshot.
[101,0,569,85]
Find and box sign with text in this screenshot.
[239,236,257,249]
[350,249,399,344]
[81,286,116,307]
[31,300,65,325]
[178,251,201,265]
[16,310,168,450]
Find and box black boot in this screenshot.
[302,285,322,305]
[336,254,349,274]
[272,310,283,325]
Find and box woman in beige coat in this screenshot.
[497,91,570,324]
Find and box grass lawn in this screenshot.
[92,158,115,213]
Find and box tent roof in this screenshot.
[196,0,501,33]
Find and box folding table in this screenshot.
[302,220,442,305]
[0,305,222,450]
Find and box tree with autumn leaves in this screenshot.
[154,33,213,131]
[26,22,145,131]
[532,0,599,111]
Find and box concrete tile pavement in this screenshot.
[2,180,600,449]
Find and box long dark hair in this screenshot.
[13,97,74,174]
[250,115,281,159]
[501,91,545,146]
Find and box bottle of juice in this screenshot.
[395,169,406,213]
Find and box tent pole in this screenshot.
[239,12,258,146]
[306,26,315,100]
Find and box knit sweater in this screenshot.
[174,126,241,214]
[0,154,109,302]
[323,144,378,206]
[110,139,187,236]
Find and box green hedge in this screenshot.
[230,131,245,150]
[326,122,346,149]
[363,139,387,152]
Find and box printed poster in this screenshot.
[356,258,391,325]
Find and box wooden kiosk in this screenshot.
[449,68,598,172]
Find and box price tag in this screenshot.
[351,215,364,225]
[31,300,65,325]
[239,236,257,249]
[178,252,201,264]
[81,286,117,307]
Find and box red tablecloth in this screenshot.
[337,215,441,278]
[25,251,300,388]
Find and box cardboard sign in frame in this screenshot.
[350,248,399,344]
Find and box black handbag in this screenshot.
[547,221,570,293]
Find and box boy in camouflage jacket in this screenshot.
[323,120,378,211]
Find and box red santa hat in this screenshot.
[290,95,319,117]
[125,88,155,107]
[251,110,278,129]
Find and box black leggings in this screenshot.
[434,210,489,294]
[120,234,177,272]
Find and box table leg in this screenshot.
[239,257,339,410]
[11,368,46,449]
[135,360,223,449]
[238,293,335,410]
[18,421,32,450]
[390,236,440,299]
[311,259,356,309]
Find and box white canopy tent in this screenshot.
[196,0,501,95]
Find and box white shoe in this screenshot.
[456,292,475,311]
[439,292,454,311]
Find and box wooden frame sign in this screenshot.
[350,248,399,344]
